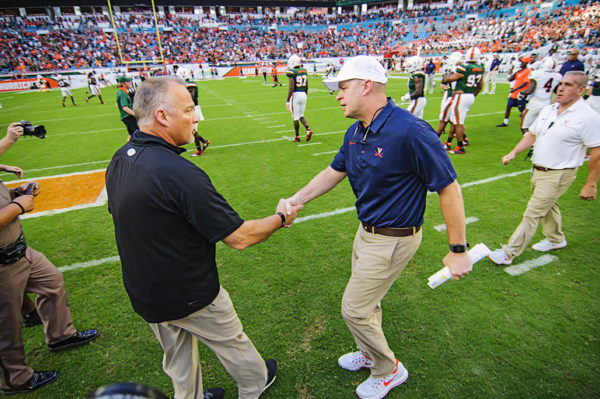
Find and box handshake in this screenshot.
[275,196,303,228]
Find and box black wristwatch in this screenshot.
[449,243,470,253]
[276,212,286,228]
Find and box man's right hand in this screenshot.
[7,122,24,141]
[13,195,35,213]
[277,198,302,227]
[502,152,515,165]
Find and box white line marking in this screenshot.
[8,168,106,184]
[276,130,293,133]
[267,125,286,128]
[58,256,120,272]
[434,216,479,232]
[298,142,322,147]
[313,150,338,156]
[504,255,559,276]
[0,161,110,178]
[295,207,356,223]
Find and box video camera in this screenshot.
[20,120,46,139]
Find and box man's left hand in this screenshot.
[443,252,473,280]
[579,184,596,200]
[2,165,23,178]
[16,181,40,197]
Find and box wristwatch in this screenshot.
[449,243,469,253]
[276,212,286,228]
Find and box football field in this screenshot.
[0,75,598,398]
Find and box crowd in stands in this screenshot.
[0,0,598,73]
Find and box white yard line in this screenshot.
[504,255,559,276]
[434,216,480,232]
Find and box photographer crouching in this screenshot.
[0,122,99,396]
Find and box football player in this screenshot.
[57,74,76,107]
[178,68,210,157]
[84,72,104,104]
[584,62,600,113]
[519,57,562,135]
[285,55,314,142]
[403,68,427,119]
[441,47,484,154]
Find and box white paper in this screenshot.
[427,243,491,289]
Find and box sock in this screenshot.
[457,140,464,148]
[504,118,509,124]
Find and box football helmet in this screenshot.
[541,57,556,72]
[288,54,301,69]
[465,47,481,62]
[176,67,192,81]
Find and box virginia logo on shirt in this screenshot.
[374,147,383,158]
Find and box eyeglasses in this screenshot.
[351,124,372,144]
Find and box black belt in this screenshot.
[533,165,574,172]
[0,234,27,266]
[361,222,421,237]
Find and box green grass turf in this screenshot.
[0,74,598,398]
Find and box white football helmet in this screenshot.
[176,67,192,81]
[448,51,463,67]
[465,47,481,62]
[541,57,557,72]
[288,54,301,69]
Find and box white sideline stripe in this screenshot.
[313,150,338,156]
[267,125,285,128]
[59,256,120,272]
[295,207,355,223]
[54,168,542,272]
[298,142,322,147]
[504,255,559,276]
[0,161,110,178]
[8,168,106,184]
[434,216,479,232]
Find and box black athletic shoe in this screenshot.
[22,309,42,328]
[0,371,58,396]
[204,387,225,399]
[496,123,508,127]
[48,329,99,352]
[262,358,277,394]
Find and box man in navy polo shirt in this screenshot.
[284,56,472,399]
[559,49,585,75]
[106,76,302,399]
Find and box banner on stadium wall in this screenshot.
[0,78,60,92]
[223,65,287,78]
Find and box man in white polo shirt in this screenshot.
[489,71,600,265]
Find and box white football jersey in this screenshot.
[529,70,562,102]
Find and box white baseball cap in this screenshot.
[323,55,387,91]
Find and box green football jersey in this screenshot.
[286,67,308,92]
[408,70,426,97]
[454,63,484,93]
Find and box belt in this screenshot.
[0,233,27,266]
[361,222,421,237]
[533,165,574,172]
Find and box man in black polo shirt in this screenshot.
[105,76,302,399]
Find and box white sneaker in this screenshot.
[532,239,567,252]
[356,359,408,399]
[488,248,512,265]
[338,351,373,371]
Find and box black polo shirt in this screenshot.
[106,131,244,323]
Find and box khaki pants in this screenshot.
[505,168,577,258]
[150,287,267,399]
[0,247,76,389]
[342,224,422,378]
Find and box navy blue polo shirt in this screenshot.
[559,59,585,75]
[331,99,457,228]
[490,58,501,72]
[106,131,244,323]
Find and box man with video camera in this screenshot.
[0,122,99,396]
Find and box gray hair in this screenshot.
[134,76,187,126]
[564,70,588,87]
